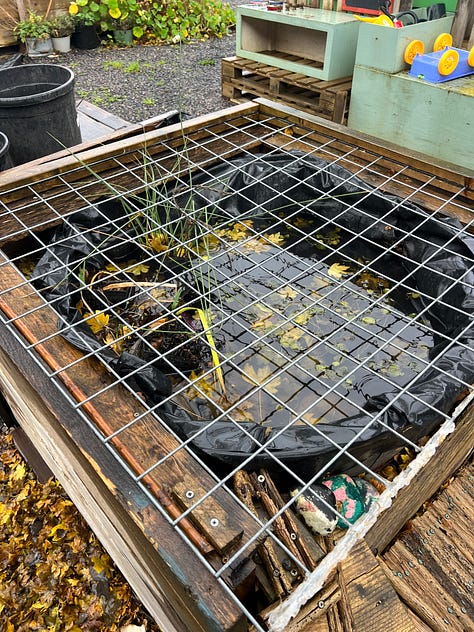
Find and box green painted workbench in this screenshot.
[348,68,474,172]
[347,17,474,173]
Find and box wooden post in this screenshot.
[450,0,474,47]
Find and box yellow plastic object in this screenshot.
[404,40,424,65]
[468,46,474,68]
[433,32,453,52]
[438,49,459,76]
[353,14,394,27]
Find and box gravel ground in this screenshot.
[27,29,238,124]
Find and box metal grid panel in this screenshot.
[0,108,473,630]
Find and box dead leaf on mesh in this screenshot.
[328,262,350,279]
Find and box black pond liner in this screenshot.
[31,152,474,481]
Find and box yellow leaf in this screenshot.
[301,412,321,425]
[129,262,149,276]
[277,286,298,300]
[328,262,350,279]
[48,522,67,541]
[148,232,169,253]
[105,263,121,273]
[264,232,285,246]
[241,238,270,254]
[216,221,253,242]
[11,462,27,482]
[92,553,112,577]
[251,304,274,331]
[293,310,311,326]
[242,364,281,394]
[279,326,305,350]
[84,311,109,334]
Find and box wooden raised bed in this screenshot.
[0,100,473,631]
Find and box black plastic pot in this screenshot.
[71,24,100,50]
[0,64,82,166]
[0,132,13,171]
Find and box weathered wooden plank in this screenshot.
[0,255,259,560]
[256,100,474,195]
[342,540,420,632]
[0,119,266,244]
[0,102,261,191]
[0,344,247,632]
[364,405,474,556]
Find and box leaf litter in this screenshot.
[0,426,161,632]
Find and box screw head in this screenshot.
[185,490,195,499]
[210,518,219,527]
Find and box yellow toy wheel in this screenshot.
[433,32,453,52]
[404,40,424,65]
[438,49,459,76]
[468,46,474,67]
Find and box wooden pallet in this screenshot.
[222,56,351,124]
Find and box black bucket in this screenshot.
[72,24,100,50]
[0,132,13,171]
[0,64,82,166]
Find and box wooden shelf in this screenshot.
[236,6,360,81]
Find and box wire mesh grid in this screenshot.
[0,107,473,630]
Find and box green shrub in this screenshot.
[133,0,235,43]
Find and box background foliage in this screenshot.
[69,0,235,42]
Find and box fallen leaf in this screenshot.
[84,311,109,334]
[242,364,281,394]
[328,263,350,279]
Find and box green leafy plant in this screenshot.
[102,0,139,30]
[13,11,51,42]
[50,13,76,37]
[69,0,107,28]
[133,0,235,43]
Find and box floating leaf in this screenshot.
[277,286,298,300]
[251,303,274,331]
[264,232,285,246]
[129,263,150,276]
[328,263,350,279]
[241,238,270,254]
[148,232,169,253]
[217,221,253,242]
[242,364,281,394]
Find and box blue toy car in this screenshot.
[405,34,474,83]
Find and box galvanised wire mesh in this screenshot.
[0,106,473,630]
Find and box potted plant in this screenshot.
[50,13,75,53]
[13,10,53,57]
[103,0,139,45]
[68,0,104,49]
